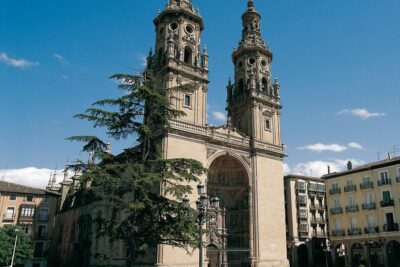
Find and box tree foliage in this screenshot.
[67,68,206,265]
[0,225,33,266]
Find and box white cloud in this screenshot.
[0,52,39,69]
[53,54,69,66]
[348,142,363,150]
[136,53,147,67]
[288,159,365,177]
[298,142,365,153]
[337,108,386,119]
[0,167,64,189]
[298,143,348,153]
[283,163,291,175]
[211,111,227,123]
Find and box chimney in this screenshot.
[327,165,331,174]
[388,153,392,160]
[347,161,353,171]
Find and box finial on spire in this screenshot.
[203,43,208,55]
[247,0,255,11]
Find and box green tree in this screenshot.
[0,225,33,266]
[67,67,206,266]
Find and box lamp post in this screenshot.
[183,182,220,267]
[321,239,331,267]
[10,228,19,267]
[336,244,347,267]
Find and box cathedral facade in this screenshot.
[153,0,288,266]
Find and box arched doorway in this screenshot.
[386,240,400,267]
[297,244,309,267]
[207,154,250,267]
[351,243,363,267]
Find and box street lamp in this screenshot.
[321,239,331,267]
[183,182,220,267]
[10,228,20,267]
[336,244,347,267]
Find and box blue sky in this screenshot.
[1,0,399,187]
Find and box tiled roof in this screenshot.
[323,156,400,179]
[0,181,60,196]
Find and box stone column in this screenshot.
[248,185,255,265]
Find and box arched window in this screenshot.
[261,77,268,91]
[184,46,193,64]
[238,79,244,95]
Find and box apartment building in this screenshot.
[284,175,329,267]
[0,180,60,267]
[323,157,400,267]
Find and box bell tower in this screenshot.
[227,0,281,146]
[153,0,209,126]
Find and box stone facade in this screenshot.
[154,1,288,266]
[323,157,400,267]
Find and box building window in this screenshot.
[37,225,47,239]
[184,46,193,64]
[26,195,34,202]
[264,118,271,131]
[5,207,15,220]
[34,242,44,258]
[183,95,191,107]
[21,206,35,217]
[379,171,389,183]
[9,194,16,200]
[42,196,49,203]
[237,79,244,94]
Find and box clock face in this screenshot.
[261,59,267,67]
[185,24,194,34]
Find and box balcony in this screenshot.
[299,227,309,233]
[317,218,326,225]
[378,178,391,186]
[330,207,343,215]
[297,196,307,205]
[310,218,318,225]
[316,192,325,199]
[346,205,359,213]
[344,185,357,192]
[297,209,308,219]
[3,214,15,221]
[308,191,317,198]
[364,226,379,234]
[309,203,316,212]
[329,188,341,195]
[317,205,325,213]
[383,223,399,232]
[332,229,345,237]
[348,228,362,236]
[380,199,395,207]
[362,202,376,210]
[360,181,374,190]
[18,215,34,222]
[38,214,49,222]
[295,182,306,191]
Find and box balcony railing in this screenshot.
[317,205,325,212]
[360,181,374,189]
[299,227,309,233]
[297,197,307,205]
[317,218,326,225]
[297,210,308,219]
[308,191,317,198]
[329,188,341,195]
[38,214,49,222]
[348,228,362,236]
[18,215,34,221]
[344,185,357,192]
[332,229,345,237]
[364,226,379,234]
[316,192,325,199]
[362,202,376,210]
[378,178,391,186]
[380,199,394,207]
[296,183,306,191]
[331,207,343,215]
[346,205,359,213]
[3,214,15,221]
[383,223,399,232]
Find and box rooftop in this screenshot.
[322,156,400,179]
[0,180,60,196]
[284,174,324,183]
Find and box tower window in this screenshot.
[185,25,194,34]
[184,95,191,107]
[238,61,243,68]
[261,77,268,91]
[264,118,271,131]
[184,46,193,64]
[157,48,164,62]
[238,79,244,94]
[170,22,178,30]
[261,59,267,67]
[248,58,256,65]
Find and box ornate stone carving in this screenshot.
[207,147,217,158]
[241,154,250,165]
